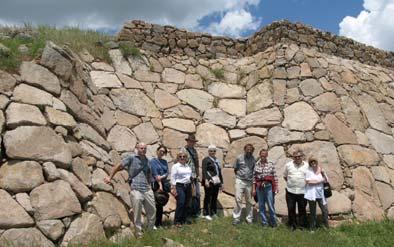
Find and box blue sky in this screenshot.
[0,0,393,51]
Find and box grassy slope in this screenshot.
[0,25,112,72]
[80,217,394,247]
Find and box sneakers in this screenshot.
[232,220,240,225]
[203,215,213,221]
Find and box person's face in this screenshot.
[293,153,303,164]
[259,151,268,160]
[187,139,197,147]
[157,148,167,158]
[178,154,187,164]
[136,144,147,156]
[309,160,318,169]
[208,149,216,158]
[245,146,253,155]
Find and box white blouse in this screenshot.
[171,162,192,186]
[304,168,327,205]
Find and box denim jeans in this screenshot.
[285,189,308,228]
[308,199,329,230]
[174,183,192,224]
[256,183,276,226]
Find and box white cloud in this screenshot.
[339,0,394,51]
[0,0,261,35]
[207,9,261,37]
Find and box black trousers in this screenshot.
[286,189,308,228]
[203,184,220,216]
[155,204,163,226]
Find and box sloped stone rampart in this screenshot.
[1,22,394,246]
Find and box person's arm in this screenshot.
[202,157,209,187]
[104,163,123,184]
[305,170,324,185]
[234,156,240,173]
[170,164,177,197]
[283,163,288,182]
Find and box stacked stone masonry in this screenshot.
[119,20,394,69]
[1,21,394,246]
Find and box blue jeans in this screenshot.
[256,183,276,226]
[175,183,191,224]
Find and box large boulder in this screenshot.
[365,128,394,154]
[20,61,61,95]
[326,191,352,215]
[237,107,282,128]
[37,220,65,241]
[74,123,111,151]
[323,114,357,145]
[110,88,160,117]
[45,107,77,128]
[107,125,137,152]
[61,212,106,246]
[57,169,93,202]
[12,84,54,106]
[0,160,44,193]
[40,41,73,80]
[0,69,16,94]
[176,89,214,112]
[208,82,246,99]
[90,71,122,88]
[247,82,273,112]
[0,228,54,247]
[162,68,185,84]
[218,99,246,117]
[267,126,305,147]
[154,89,180,109]
[4,126,72,167]
[352,167,384,221]
[162,128,188,149]
[0,189,34,229]
[163,105,201,120]
[195,123,229,149]
[203,108,236,128]
[162,118,196,133]
[337,145,380,167]
[88,191,131,226]
[109,49,132,75]
[30,180,82,220]
[282,102,319,131]
[132,122,160,144]
[358,93,392,134]
[6,102,47,128]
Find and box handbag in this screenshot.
[323,182,332,198]
[208,171,221,185]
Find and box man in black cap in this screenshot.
[181,134,201,219]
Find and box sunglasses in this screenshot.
[179,155,187,158]
[208,150,216,152]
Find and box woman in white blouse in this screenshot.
[171,151,192,227]
[304,156,329,230]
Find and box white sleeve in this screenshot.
[305,170,313,181]
[171,164,177,186]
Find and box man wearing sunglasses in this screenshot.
[283,150,309,230]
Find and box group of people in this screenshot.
[104,134,329,237]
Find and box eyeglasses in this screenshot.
[294,155,302,158]
[178,155,187,158]
[158,149,166,153]
[208,150,216,152]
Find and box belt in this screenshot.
[176,182,191,186]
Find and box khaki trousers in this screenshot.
[232,178,254,223]
[130,189,156,232]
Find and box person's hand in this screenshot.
[252,189,256,197]
[171,187,177,197]
[205,180,210,188]
[219,186,223,193]
[159,185,164,192]
[104,177,111,184]
[274,190,279,195]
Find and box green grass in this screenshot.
[0,25,113,72]
[119,42,142,59]
[211,68,225,79]
[77,217,394,247]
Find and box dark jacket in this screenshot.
[202,156,223,185]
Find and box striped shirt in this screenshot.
[253,159,278,190]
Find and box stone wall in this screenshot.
[1,22,394,246]
[118,20,394,69]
